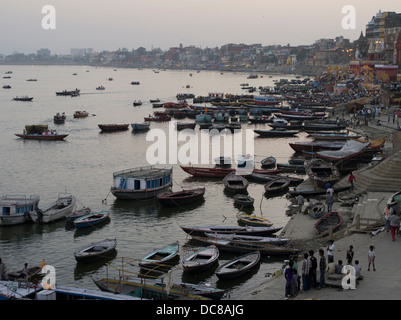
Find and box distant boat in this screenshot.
[96,86,105,90]
[66,207,92,223]
[73,210,110,228]
[98,124,129,132]
[15,133,68,141]
[314,211,343,234]
[264,177,290,194]
[74,237,117,263]
[237,213,273,227]
[180,225,282,237]
[254,129,299,137]
[215,251,261,280]
[12,96,33,102]
[139,241,180,270]
[261,156,276,169]
[233,194,254,208]
[133,100,142,106]
[157,188,205,207]
[175,122,196,130]
[131,122,150,131]
[56,89,80,96]
[53,113,66,124]
[29,194,76,223]
[73,111,89,118]
[223,172,249,193]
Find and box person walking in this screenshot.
[368,245,376,271]
[346,245,354,264]
[348,172,356,192]
[325,190,334,212]
[284,260,294,299]
[389,211,400,241]
[318,249,326,289]
[297,194,304,214]
[301,253,311,292]
[384,204,393,232]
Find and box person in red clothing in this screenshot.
[348,172,356,192]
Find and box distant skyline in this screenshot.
[1,1,401,55]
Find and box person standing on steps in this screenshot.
[348,172,356,192]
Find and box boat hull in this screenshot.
[15,134,68,141]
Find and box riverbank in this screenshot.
[240,105,401,300]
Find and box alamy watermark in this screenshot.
[42,5,56,30]
[342,5,356,30]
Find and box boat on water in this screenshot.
[133,100,142,106]
[305,158,340,188]
[56,89,80,96]
[73,111,89,118]
[195,113,213,123]
[144,114,171,122]
[309,132,361,140]
[74,237,117,263]
[316,140,371,161]
[254,129,299,138]
[289,141,345,153]
[6,265,43,281]
[182,245,219,274]
[264,177,290,194]
[0,195,40,226]
[252,96,280,105]
[111,166,173,200]
[98,124,129,132]
[66,207,91,223]
[53,112,66,124]
[203,232,290,246]
[139,241,180,270]
[180,225,282,237]
[157,188,205,207]
[16,125,68,141]
[276,163,306,173]
[175,122,196,130]
[12,96,33,102]
[29,194,76,223]
[261,156,276,169]
[131,122,150,131]
[223,172,249,194]
[215,251,260,280]
[233,194,254,208]
[92,277,214,300]
[237,212,273,227]
[314,211,343,234]
[190,236,298,255]
[73,210,110,228]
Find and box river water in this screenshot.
[0,66,311,299]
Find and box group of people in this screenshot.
[284,240,369,299]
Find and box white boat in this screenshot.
[29,194,76,223]
[0,195,40,226]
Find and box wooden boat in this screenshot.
[73,210,110,228]
[223,172,249,193]
[180,165,280,178]
[150,99,160,103]
[15,133,69,141]
[111,166,173,200]
[248,117,273,124]
[98,124,129,132]
[302,123,347,131]
[180,225,282,237]
[204,233,290,246]
[175,122,196,130]
[254,129,299,137]
[53,113,66,124]
[131,122,150,131]
[314,211,343,234]
[12,96,33,102]
[157,188,205,206]
[56,89,80,96]
[191,236,298,255]
[261,156,276,169]
[305,158,340,188]
[264,177,290,194]
[66,207,92,223]
[288,159,305,165]
[144,114,171,122]
[308,202,326,219]
[29,194,76,223]
[289,141,345,152]
[215,251,260,280]
[73,111,89,118]
[237,213,273,227]
[276,163,306,173]
[74,237,117,263]
[182,245,219,274]
[139,241,180,269]
[133,100,142,106]
[6,265,43,281]
[92,277,215,300]
[233,194,254,208]
[0,195,40,226]
[316,140,370,161]
[289,186,349,197]
[309,132,361,140]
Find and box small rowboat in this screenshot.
[308,202,326,219]
[233,194,254,208]
[74,237,117,263]
[254,129,299,137]
[182,245,219,274]
[264,177,290,194]
[215,251,261,280]
[261,156,276,169]
[98,124,129,132]
[314,210,343,234]
[223,172,249,193]
[237,212,273,227]
[131,122,150,131]
[181,225,282,237]
[139,241,180,269]
[7,265,43,281]
[157,188,205,207]
[73,210,110,228]
[66,207,92,222]
[204,233,290,246]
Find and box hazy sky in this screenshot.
[1,0,401,55]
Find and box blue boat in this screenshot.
[73,210,110,228]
